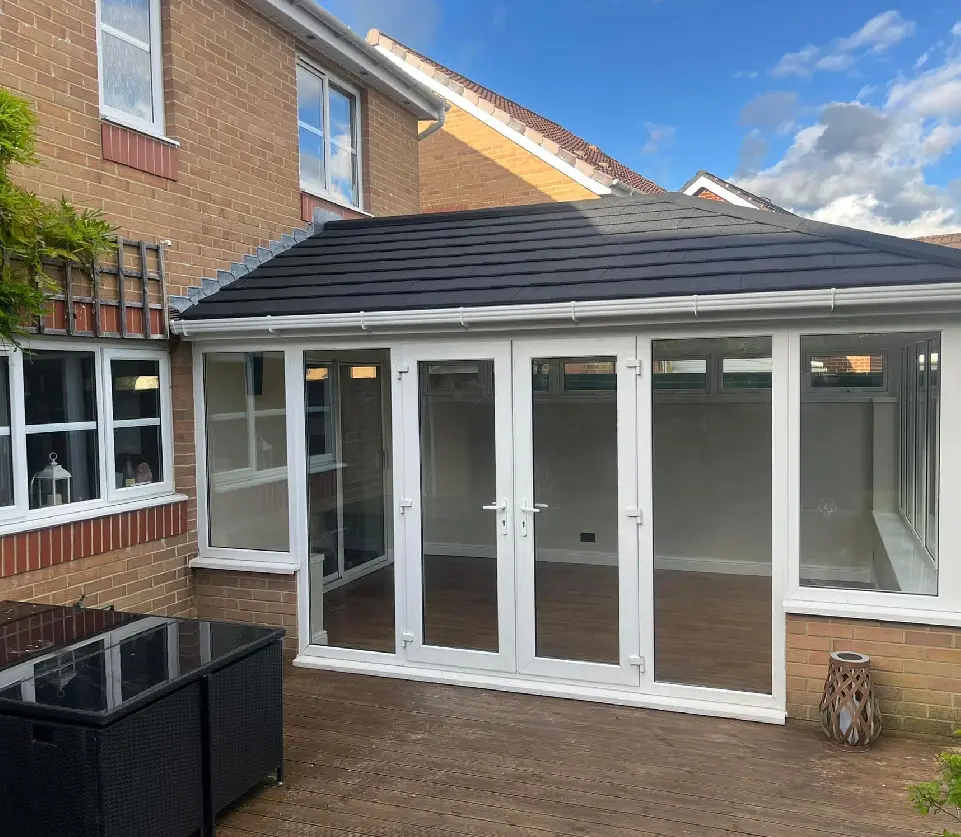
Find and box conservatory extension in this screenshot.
[174,195,961,723]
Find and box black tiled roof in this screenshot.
[181,194,961,320]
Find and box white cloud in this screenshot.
[915,49,932,69]
[739,90,799,134]
[641,122,675,155]
[770,11,915,78]
[738,49,961,237]
[952,21,961,37]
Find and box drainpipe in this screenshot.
[418,102,450,141]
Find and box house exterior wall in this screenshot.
[195,569,298,651]
[0,0,421,622]
[418,102,596,213]
[694,187,725,202]
[917,233,961,250]
[786,615,961,735]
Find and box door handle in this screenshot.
[482,499,507,511]
[519,501,546,514]
[482,498,508,536]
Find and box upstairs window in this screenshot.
[297,59,362,209]
[97,0,165,135]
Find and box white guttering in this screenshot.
[373,45,612,196]
[171,283,961,338]
[242,0,446,121]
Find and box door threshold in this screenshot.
[292,651,786,725]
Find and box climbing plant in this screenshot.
[0,87,115,345]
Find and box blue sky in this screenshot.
[320,1,961,236]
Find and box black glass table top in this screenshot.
[0,601,283,721]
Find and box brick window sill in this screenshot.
[102,119,179,180]
[0,494,190,579]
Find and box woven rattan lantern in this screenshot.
[819,651,882,747]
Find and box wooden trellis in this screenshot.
[31,238,168,339]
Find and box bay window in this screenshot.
[0,345,173,525]
[297,58,362,209]
[96,0,165,136]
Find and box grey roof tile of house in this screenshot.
[180,194,961,320]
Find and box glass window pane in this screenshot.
[533,356,618,664]
[111,359,160,421]
[101,0,151,43]
[296,64,324,130]
[800,332,937,595]
[114,425,162,488]
[722,356,772,389]
[27,430,100,508]
[927,339,939,556]
[328,86,358,206]
[0,358,12,507]
[101,30,153,123]
[419,360,498,652]
[652,358,708,391]
[328,85,354,149]
[653,337,772,694]
[298,125,325,191]
[307,353,393,652]
[328,144,358,207]
[809,354,884,389]
[204,352,288,552]
[24,351,96,425]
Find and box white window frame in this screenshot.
[785,320,961,625]
[95,0,166,138]
[296,56,364,211]
[0,340,174,531]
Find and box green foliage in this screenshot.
[0,87,115,345]
[909,733,961,837]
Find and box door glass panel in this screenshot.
[532,357,618,663]
[653,337,773,694]
[306,352,393,652]
[419,360,498,651]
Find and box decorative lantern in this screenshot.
[819,651,882,747]
[30,452,72,508]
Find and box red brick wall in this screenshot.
[694,187,726,202]
[195,569,298,651]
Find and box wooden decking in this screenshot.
[218,665,947,837]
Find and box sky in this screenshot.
[319,1,961,237]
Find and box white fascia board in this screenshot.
[242,0,445,121]
[682,175,757,208]
[373,44,611,196]
[170,282,961,339]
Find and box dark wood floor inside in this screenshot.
[323,557,772,693]
[218,666,946,837]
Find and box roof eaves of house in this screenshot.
[239,0,445,120]
[170,193,961,337]
[681,170,789,214]
[366,29,661,197]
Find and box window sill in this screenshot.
[784,598,961,628]
[189,555,299,575]
[100,114,180,147]
[0,492,188,537]
[101,120,179,180]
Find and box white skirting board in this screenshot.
[293,650,786,725]
[424,542,873,581]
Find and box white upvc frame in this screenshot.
[512,335,641,687]
[0,340,173,531]
[784,319,961,624]
[400,339,516,673]
[95,0,166,139]
[296,55,364,212]
[641,327,786,718]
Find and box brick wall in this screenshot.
[418,102,596,213]
[0,533,195,616]
[195,569,298,652]
[917,233,961,249]
[694,187,726,203]
[786,614,961,735]
[1,0,420,298]
[1,0,420,629]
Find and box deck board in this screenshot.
[219,667,946,836]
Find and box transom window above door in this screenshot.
[297,59,362,209]
[97,0,165,135]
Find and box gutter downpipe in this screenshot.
[170,283,961,338]
[419,102,450,141]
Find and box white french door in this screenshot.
[400,341,516,672]
[512,336,642,685]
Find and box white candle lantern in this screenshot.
[30,452,72,507]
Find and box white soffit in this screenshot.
[682,175,758,208]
